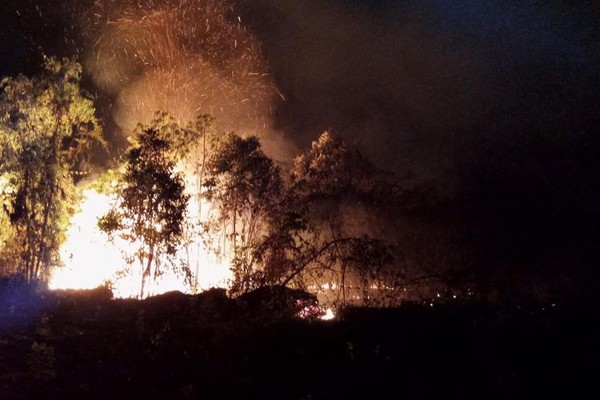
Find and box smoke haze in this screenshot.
[3,0,597,181]
[238,0,490,180]
[78,0,297,159]
[1,0,599,297]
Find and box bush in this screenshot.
[237,285,321,320]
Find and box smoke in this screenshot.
[79,0,493,182]
[78,0,294,159]
[2,0,598,296]
[235,0,599,195]
[236,0,491,183]
[2,0,597,182]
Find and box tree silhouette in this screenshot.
[202,133,283,294]
[99,118,189,298]
[202,132,398,302]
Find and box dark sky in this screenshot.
[237,1,599,241]
[1,0,599,296]
[237,1,599,184]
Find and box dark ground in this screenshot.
[0,282,598,400]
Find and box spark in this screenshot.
[81,0,279,136]
[49,0,291,296]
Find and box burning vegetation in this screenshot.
[1,0,466,302]
[0,51,463,306]
[0,0,475,306]
[1,1,597,398]
[0,54,416,304]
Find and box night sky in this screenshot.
[1,0,598,300]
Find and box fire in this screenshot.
[50,186,232,298]
[321,308,335,321]
[47,0,279,298]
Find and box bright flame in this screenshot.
[320,308,335,321]
[50,187,232,298]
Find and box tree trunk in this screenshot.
[140,244,154,299]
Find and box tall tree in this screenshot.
[286,132,399,305]
[201,132,398,302]
[0,56,104,281]
[99,117,190,298]
[202,133,284,294]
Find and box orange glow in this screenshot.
[320,308,335,320]
[50,184,233,298]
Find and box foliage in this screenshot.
[28,341,56,381]
[202,131,399,302]
[291,131,402,204]
[202,133,284,293]
[0,56,104,281]
[285,132,401,305]
[98,116,190,298]
[237,285,321,320]
[130,112,214,163]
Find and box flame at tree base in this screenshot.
[50,189,232,298]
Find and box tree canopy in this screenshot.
[0,56,104,281]
[200,131,401,304]
[202,133,284,293]
[99,116,191,298]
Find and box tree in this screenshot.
[201,132,399,303]
[98,118,190,298]
[287,132,400,305]
[291,131,404,205]
[0,56,104,281]
[202,133,284,294]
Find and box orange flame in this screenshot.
[50,186,232,298]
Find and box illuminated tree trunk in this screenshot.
[194,133,207,291]
[33,133,58,281]
[141,244,155,299]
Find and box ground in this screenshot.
[0,282,598,399]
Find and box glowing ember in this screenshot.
[83,0,279,146]
[50,188,232,298]
[320,308,335,321]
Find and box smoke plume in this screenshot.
[78,0,293,159]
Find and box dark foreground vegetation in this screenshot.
[1,279,598,400]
